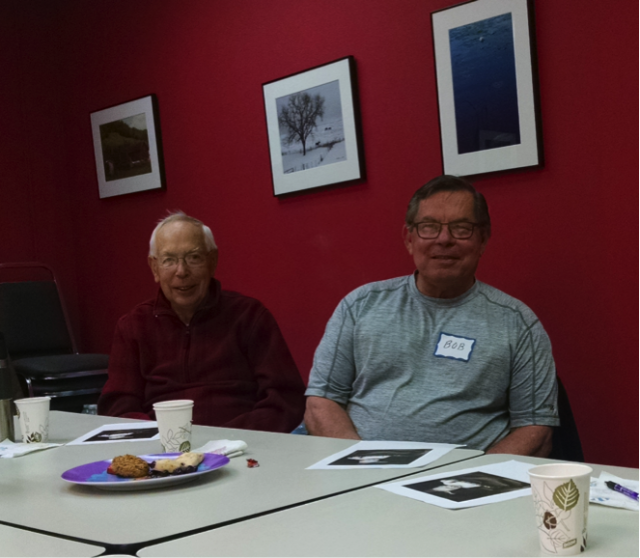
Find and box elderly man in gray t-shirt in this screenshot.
[304,175,559,455]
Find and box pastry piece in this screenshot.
[150,452,204,476]
[107,454,150,478]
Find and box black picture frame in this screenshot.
[263,56,365,196]
[431,0,543,177]
[90,94,166,198]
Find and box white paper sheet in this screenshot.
[306,441,463,470]
[590,472,639,511]
[193,439,248,458]
[66,422,160,445]
[0,438,61,458]
[377,459,534,509]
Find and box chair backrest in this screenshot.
[549,376,584,462]
[0,281,74,359]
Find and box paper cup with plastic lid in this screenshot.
[15,396,51,443]
[528,463,593,555]
[153,399,194,453]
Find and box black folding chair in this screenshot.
[548,375,584,462]
[0,262,109,413]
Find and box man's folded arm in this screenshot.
[305,296,360,439]
[497,320,558,457]
[98,392,151,421]
[304,396,361,439]
[222,307,306,433]
[97,320,150,421]
[486,425,552,457]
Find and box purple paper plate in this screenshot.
[61,453,230,491]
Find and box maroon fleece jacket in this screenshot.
[98,279,305,433]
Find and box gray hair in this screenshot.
[149,211,217,257]
[405,175,491,238]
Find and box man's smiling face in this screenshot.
[404,190,488,298]
[149,221,217,323]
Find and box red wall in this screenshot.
[1,0,637,467]
[0,2,81,324]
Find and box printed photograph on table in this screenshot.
[329,449,432,466]
[307,441,461,470]
[67,422,160,445]
[431,0,543,176]
[406,471,530,503]
[83,427,159,443]
[263,56,365,196]
[90,94,166,198]
[378,460,534,509]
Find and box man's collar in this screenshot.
[152,278,221,317]
[410,271,479,306]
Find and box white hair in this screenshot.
[148,211,217,257]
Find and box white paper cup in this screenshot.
[153,399,194,453]
[14,397,51,443]
[528,463,593,555]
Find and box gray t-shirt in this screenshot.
[306,275,559,450]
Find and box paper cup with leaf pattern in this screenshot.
[153,399,194,453]
[528,463,593,555]
[14,397,51,443]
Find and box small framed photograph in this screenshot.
[431,0,543,177]
[90,94,166,199]
[263,56,365,196]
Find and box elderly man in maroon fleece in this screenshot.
[98,212,305,432]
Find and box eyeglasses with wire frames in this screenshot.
[411,220,481,240]
[154,250,211,270]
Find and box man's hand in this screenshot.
[304,396,361,440]
[486,425,553,457]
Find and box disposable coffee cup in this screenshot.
[153,399,194,453]
[528,463,593,555]
[14,396,51,443]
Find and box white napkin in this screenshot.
[193,439,248,458]
[590,471,639,511]
[0,438,61,458]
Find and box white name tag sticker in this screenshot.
[434,332,476,362]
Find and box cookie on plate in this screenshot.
[152,452,204,475]
[109,454,150,478]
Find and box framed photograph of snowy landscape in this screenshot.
[263,56,365,196]
[90,94,166,199]
[432,0,543,177]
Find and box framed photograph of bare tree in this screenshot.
[90,94,166,199]
[432,0,543,177]
[263,56,365,196]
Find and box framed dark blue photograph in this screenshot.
[432,0,543,177]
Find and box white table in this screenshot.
[139,454,639,557]
[1,411,482,552]
[0,523,104,557]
